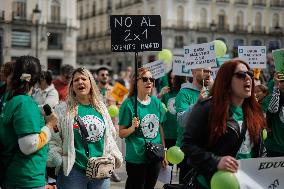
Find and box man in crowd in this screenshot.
[53,64,74,101]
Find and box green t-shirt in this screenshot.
[230,105,253,159]
[73,104,105,170]
[175,87,200,147]
[0,95,46,187]
[265,97,284,153]
[118,96,166,164]
[260,94,271,113]
[161,91,178,139]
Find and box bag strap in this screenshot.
[234,121,247,155]
[75,115,90,157]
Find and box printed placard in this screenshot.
[110,15,162,52]
[272,49,284,74]
[184,42,217,69]
[238,46,266,69]
[236,157,284,189]
[111,82,129,102]
[143,60,165,79]
[172,56,192,77]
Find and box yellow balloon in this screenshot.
[158,49,173,64]
[214,40,227,58]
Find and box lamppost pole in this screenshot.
[210,20,217,41]
[33,4,41,58]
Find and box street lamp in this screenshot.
[33,4,41,58]
[210,20,217,41]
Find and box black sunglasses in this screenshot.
[234,71,254,80]
[138,77,155,83]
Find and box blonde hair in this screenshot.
[128,67,153,97]
[67,67,104,115]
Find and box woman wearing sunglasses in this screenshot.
[119,67,167,189]
[181,60,266,188]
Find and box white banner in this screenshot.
[143,60,165,79]
[238,46,267,69]
[236,157,284,189]
[184,42,217,69]
[172,56,192,77]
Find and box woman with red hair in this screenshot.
[181,60,266,188]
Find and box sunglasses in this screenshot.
[138,77,155,83]
[234,71,254,80]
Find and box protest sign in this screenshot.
[110,15,162,52]
[143,60,165,79]
[172,56,192,77]
[272,49,284,74]
[111,82,129,102]
[184,42,217,69]
[216,54,231,67]
[236,157,284,189]
[238,46,266,69]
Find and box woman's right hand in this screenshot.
[217,156,239,173]
[45,113,58,131]
[131,117,140,130]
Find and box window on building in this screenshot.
[269,40,280,51]
[177,5,184,27]
[233,39,244,48]
[48,58,62,76]
[197,37,208,44]
[92,2,96,15]
[51,0,60,23]
[174,36,184,48]
[11,30,31,47]
[236,11,244,29]
[47,32,62,49]
[0,35,2,65]
[251,39,262,46]
[218,10,226,30]
[200,8,207,28]
[255,12,262,30]
[272,13,280,27]
[12,0,26,19]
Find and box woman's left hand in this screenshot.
[162,153,168,168]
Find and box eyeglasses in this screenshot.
[138,77,155,83]
[234,71,254,80]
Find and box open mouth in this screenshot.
[244,83,251,91]
[78,85,86,91]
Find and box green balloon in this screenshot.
[211,171,239,189]
[166,146,184,164]
[262,129,268,141]
[214,40,227,58]
[158,49,173,64]
[108,105,119,117]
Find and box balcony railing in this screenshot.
[234,25,247,32]
[163,20,190,30]
[196,23,210,31]
[269,26,283,34]
[253,0,266,6]
[196,0,211,2]
[216,0,230,3]
[235,0,248,5]
[217,24,229,32]
[252,25,266,33]
[270,0,284,7]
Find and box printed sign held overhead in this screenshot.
[238,46,266,69]
[110,15,162,52]
[143,60,165,79]
[184,42,217,69]
[272,49,284,74]
[172,56,192,77]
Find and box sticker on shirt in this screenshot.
[279,106,284,124]
[140,114,160,138]
[167,97,176,115]
[237,131,253,155]
[75,115,105,142]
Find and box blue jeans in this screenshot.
[1,186,44,189]
[57,166,110,189]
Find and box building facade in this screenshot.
[0,0,79,75]
[77,0,284,72]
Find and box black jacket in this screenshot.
[181,98,266,181]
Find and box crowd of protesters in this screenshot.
[0,51,283,189]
